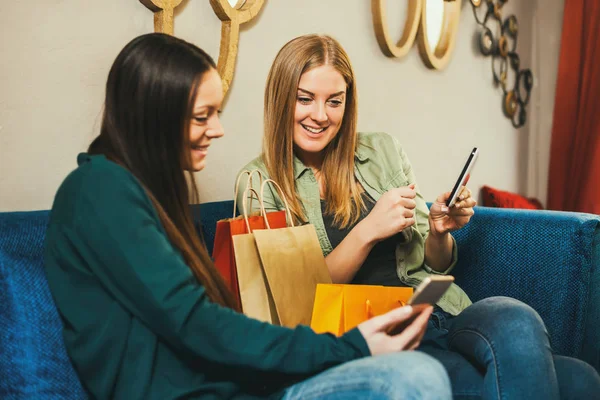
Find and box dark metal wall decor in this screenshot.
[471,0,533,128]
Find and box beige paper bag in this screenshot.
[232,178,332,327]
[253,224,332,327]
[232,233,280,324]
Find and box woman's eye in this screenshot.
[328,99,343,107]
[194,116,208,123]
[297,97,312,104]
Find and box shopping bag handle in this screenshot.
[233,169,264,218]
[241,187,262,233]
[365,300,373,319]
[364,299,407,319]
[260,179,295,228]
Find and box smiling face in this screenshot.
[187,68,224,172]
[293,65,347,167]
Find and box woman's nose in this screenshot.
[207,117,224,138]
[310,103,328,123]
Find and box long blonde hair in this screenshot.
[263,34,364,228]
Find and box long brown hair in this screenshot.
[89,33,238,310]
[263,34,364,228]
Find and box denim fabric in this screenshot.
[281,352,452,400]
[419,297,600,399]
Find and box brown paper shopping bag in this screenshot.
[233,179,332,327]
[213,170,286,309]
[231,185,282,324]
[310,284,413,336]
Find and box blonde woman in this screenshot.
[238,34,600,400]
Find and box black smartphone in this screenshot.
[446,148,479,207]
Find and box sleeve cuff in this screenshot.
[422,234,458,275]
[340,327,372,358]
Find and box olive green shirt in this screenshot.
[237,132,472,316]
[43,153,370,400]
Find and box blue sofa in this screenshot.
[1,202,599,398]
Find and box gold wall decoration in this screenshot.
[139,0,184,35]
[372,0,462,70]
[209,0,265,96]
[139,0,265,97]
[472,0,532,128]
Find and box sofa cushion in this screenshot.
[481,185,544,209]
[0,211,87,399]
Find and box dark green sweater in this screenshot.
[43,154,370,400]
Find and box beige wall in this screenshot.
[527,0,565,205]
[1,0,550,211]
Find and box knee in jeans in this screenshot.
[375,352,451,398]
[469,296,547,336]
[557,357,600,396]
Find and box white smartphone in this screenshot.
[446,147,479,207]
[407,276,455,306]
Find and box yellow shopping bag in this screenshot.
[310,284,413,336]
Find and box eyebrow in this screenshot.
[298,88,346,98]
[193,105,217,114]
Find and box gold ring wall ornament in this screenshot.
[471,0,532,128]
[140,0,265,97]
[372,0,462,70]
[371,0,422,58]
[209,0,265,96]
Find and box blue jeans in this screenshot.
[282,352,452,400]
[419,296,600,400]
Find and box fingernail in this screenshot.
[399,306,412,316]
[441,206,449,213]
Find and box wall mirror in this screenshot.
[372,0,462,70]
[417,0,462,69]
[227,0,247,7]
[424,0,444,51]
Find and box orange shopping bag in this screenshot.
[310,284,413,336]
[212,170,286,308]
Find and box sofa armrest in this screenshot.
[452,206,600,370]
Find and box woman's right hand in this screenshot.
[358,305,433,356]
[359,184,417,244]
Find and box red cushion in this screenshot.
[480,185,544,209]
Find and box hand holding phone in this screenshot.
[386,304,431,335]
[386,276,454,335]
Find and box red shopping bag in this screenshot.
[212,170,287,308]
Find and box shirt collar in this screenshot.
[293,144,370,180]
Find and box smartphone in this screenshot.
[386,276,454,335]
[407,275,455,306]
[446,147,479,207]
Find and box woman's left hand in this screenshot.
[428,186,477,236]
